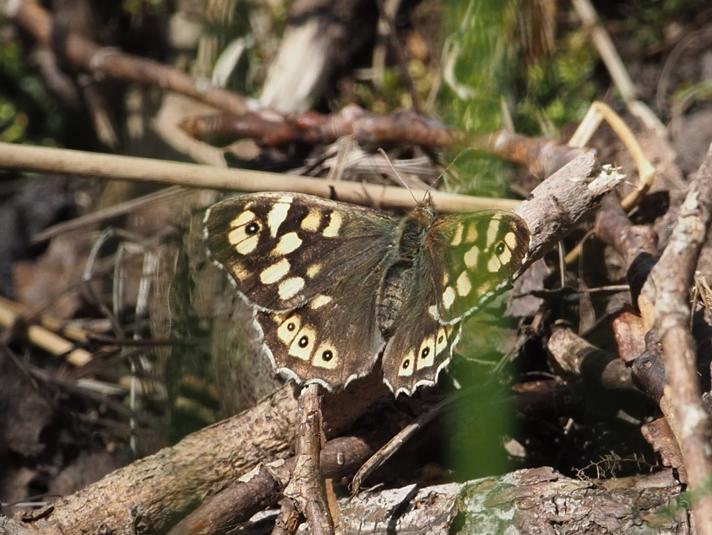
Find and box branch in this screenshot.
[300,467,686,533]
[282,385,333,534]
[167,436,372,535]
[0,142,518,213]
[22,375,389,535]
[642,142,712,534]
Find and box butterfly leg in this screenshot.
[281,384,336,534]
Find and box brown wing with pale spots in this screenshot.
[426,211,529,323]
[255,282,386,391]
[381,304,461,396]
[204,192,396,312]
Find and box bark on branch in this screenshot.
[642,142,712,534]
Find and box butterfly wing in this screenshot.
[427,211,530,323]
[381,276,462,396]
[381,210,529,395]
[204,192,398,391]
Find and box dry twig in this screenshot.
[642,142,712,534]
[282,385,333,535]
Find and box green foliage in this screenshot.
[0,31,75,145]
[516,29,599,135]
[437,0,520,198]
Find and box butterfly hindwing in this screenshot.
[380,210,528,395]
[204,192,397,312]
[256,287,385,389]
[427,211,530,323]
[381,304,462,396]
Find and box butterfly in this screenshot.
[204,192,529,396]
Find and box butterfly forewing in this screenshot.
[427,211,530,323]
[204,192,397,312]
[205,192,399,391]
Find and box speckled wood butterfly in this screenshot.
[204,192,529,396]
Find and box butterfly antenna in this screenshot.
[433,147,476,190]
[377,148,420,205]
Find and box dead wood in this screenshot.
[19,375,388,535]
[282,385,333,535]
[0,109,622,535]
[1,147,625,534]
[168,436,372,535]
[642,142,712,534]
[547,326,636,393]
[260,0,378,113]
[283,467,685,534]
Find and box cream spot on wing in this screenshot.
[267,197,292,237]
[310,294,332,309]
[301,209,322,232]
[487,255,501,273]
[260,258,290,284]
[486,217,501,245]
[497,244,512,265]
[322,211,342,237]
[235,235,259,254]
[504,231,517,250]
[398,350,415,377]
[442,271,449,286]
[450,223,464,246]
[478,281,493,296]
[464,245,479,268]
[434,327,448,355]
[306,264,322,278]
[416,336,436,370]
[313,341,338,369]
[288,325,316,360]
[274,232,302,255]
[465,224,479,243]
[456,272,472,296]
[277,314,302,346]
[278,276,305,301]
[230,210,255,228]
[443,287,456,309]
[428,304,438,318]
[230,261,250,280]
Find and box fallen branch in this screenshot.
[642,142,712,534]
[303,467,686,533]
[282,385,333,535]
[167,436,372,535]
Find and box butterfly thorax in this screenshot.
[376,205,434,337]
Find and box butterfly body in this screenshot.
[204,192,529,396]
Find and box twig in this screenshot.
[283,384,334,535]
[168,436,373,535]
[0,298,92,366]
[642,142,712,534]
[32,186,188,243]
[3,0,249,115]
[351,391,459,495]
[571,0,666,137]
[272,499,301,535]
[0,141,518,213]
